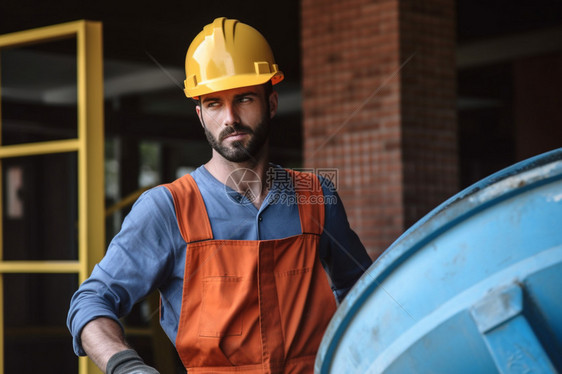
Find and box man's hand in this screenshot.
[106,349,160,374]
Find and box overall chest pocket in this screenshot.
[198,276,245,338]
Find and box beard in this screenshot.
[204,115,271,163]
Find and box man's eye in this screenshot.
[239,96,252,103]
[206,102,219,108]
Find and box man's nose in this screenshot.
[222,103,240,127]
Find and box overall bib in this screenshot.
[164,171,337,373]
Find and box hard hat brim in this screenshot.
[184,71,284,99]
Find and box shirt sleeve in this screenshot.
[318,177,373,303]
[66,186,183,356]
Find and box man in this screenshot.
[67,17,372,373]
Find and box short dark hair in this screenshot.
[263,80,273,97]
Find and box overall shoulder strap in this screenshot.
[286,169,325,235]
[163,174,213,243]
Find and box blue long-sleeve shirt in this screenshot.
[67,165,372,356]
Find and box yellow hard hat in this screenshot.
[184,17,284,98]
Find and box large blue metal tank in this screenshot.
[316,148,562,373]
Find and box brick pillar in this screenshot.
[301,0,458,258]
[399,2,459,229]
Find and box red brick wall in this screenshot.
[399,1,459,229]
[301,0,458,259]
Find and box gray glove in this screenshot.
[106,349,160,374]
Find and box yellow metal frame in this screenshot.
[0,21,104,374]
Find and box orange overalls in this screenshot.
[164,170,337,373]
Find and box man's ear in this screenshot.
[195,105,204,128]
[268,91,278,119]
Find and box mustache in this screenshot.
[219,124,254,142]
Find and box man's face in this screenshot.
[196,84,278,163]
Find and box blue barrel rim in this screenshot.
[316,147,562,372]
